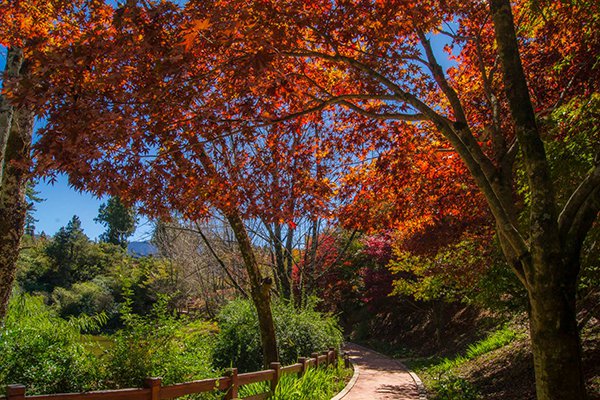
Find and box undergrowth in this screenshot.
[239,360,351,400]
[406,325,524,400]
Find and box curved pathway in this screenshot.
[335,343,425,400]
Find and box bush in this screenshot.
[432,376,479,400]
[103,294,218,388]
[0,294,101,395]
[52,278,116,319]
[213,298,343,372]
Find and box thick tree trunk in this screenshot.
[0,107,34,320]
[0,48,24,180]
[0,48,32,321]
[226,212,279,366]
[489,1,588,398]
[527,265,586,400]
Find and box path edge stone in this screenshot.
[344,342,428,400]
[330,349,360,400]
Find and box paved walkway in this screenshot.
[336,343,424,400]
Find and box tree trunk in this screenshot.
[226,212,279,366]
[489,1,588,398]
[0,107,34,320]
[0,47,32,321]
[272,222,291,299]
[527,260,586,399]
[0,48,24,180]
[193,145,279,365]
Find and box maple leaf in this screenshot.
[181,18,211,51]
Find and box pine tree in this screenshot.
[95,197,137,248]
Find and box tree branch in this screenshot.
[283,48,529,261]
[559,161,600,241]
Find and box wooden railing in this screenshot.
[3,348,341,400]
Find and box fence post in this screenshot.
[144,377,161,400]
[330,347,337,366]
[322,351,330,367]
[225,368,238,400]
[297,357,307,378]
[270,362,281,394]
[312,352,319,369]
[343,352,350,369]
[7,385,26,400]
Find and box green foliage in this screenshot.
[95,197,137,248]
[0,292,219,396]
[546,94,599,206]
[24,181,44,236]
[424,327,520,376]
[51,278,116,319]
[389,234,489,303]
[104,293,218,388]
[110,256,184,316]
[517,93,599,215]
[407,326,523,400]
[23,216,127,292]
[16,222,179,323]
[16,236,54,294]
[431,376,479,400]
[213,298,343,372]
[0,294,101,395]
[239,361,351,400]
[470,245,528,313]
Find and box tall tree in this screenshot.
[20,1,344,365]
[172,1,597,398]
[95,197,136,248]
[0,0,111,320]
[0,46,33,320]
[8,0,598,395]
[24,181,43,236]
[44,215,90,287]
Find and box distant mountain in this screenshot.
[127,241,159,257]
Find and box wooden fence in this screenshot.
[3,348,343,400]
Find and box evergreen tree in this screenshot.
[24,181,44,236]
[45,216,91,287]
[95,197,137,248]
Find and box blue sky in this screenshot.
[32,175,154,241]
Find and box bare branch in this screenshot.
[194,221,249,298]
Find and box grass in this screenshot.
[82,334,113,356]
[239,359,352,400]
[406,326,522,376]
[404,325,525,400]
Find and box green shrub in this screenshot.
[213,298,343,372]
[52,278,116,319]
[0,294,101,394]
[432,376,479,400]
[103,294,218,388]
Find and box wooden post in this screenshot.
[343,352,350,369]
[144,377,161,400]
[7,385,25,400]
[330,347,338,366]
[270,362,281,394]
[298,357,307,378]
[322,351,330,367]
[312,352,319,369]
[225,368,238,400]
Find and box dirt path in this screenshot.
[335,343,426,400]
